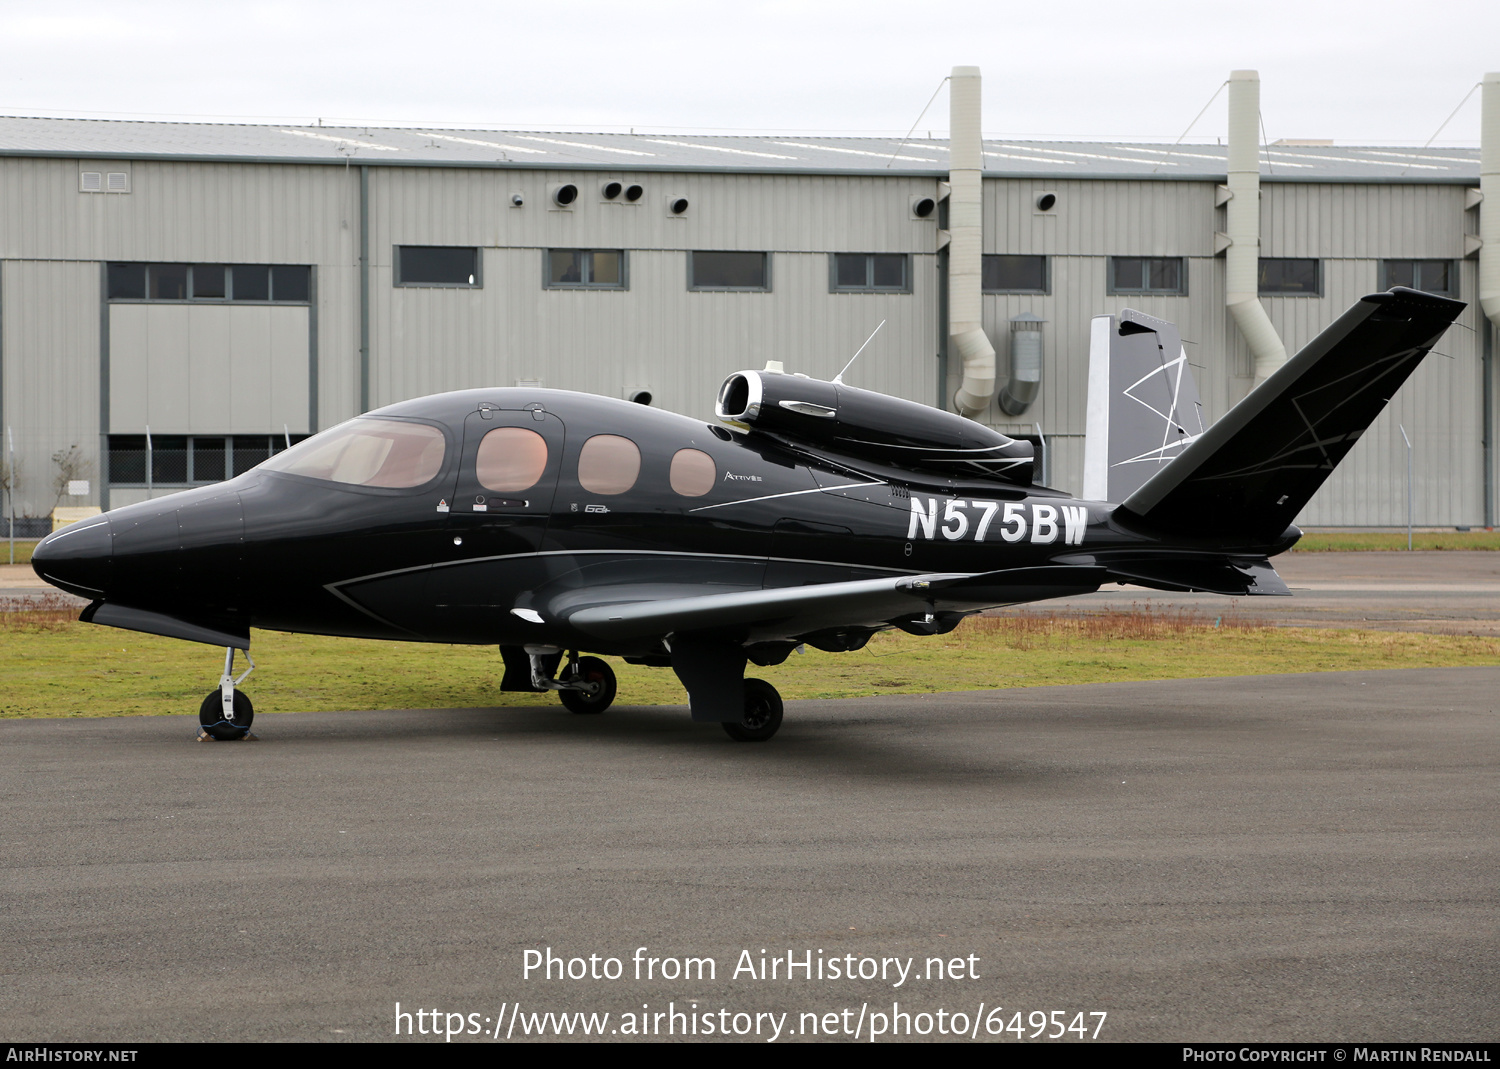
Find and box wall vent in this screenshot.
[79,172,103,192]
[106,172,130,192]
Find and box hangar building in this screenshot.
[1,68,1497,530]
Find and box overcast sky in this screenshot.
[2,0,1495,145]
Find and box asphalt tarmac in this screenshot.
[3,669,1496,1043]
[997,550,1500,635]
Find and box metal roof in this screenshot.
[0,116,1480,182]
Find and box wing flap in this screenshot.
[563,566,1108,642]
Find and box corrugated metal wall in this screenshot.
[365,167,944,420]
[972,176,1488,526]
[0,260,101,518]
[0,155,1488,527]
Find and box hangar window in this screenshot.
[689,252,770,292]
[545,249,627,289]
[476,427,549,492]
[1382,260,1455,298]
[1259,258,1321,296]
[1108,257,1186,296]
[260,419,446,488]
[577,435,641,495]
[830,253,910,293]
[669,449,716,497]
[396,246,481,287]
[105,263,312,303]
[106,433,310,487]
[982,255,1049,294]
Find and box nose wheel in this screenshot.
[722,678,783,742]
[198,647,257,741]
[558,655,617,715]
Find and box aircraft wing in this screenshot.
[562,565,1108,643]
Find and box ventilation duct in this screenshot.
[1225,70,1287,387]
[998,313,1044,416]
[948,65,996,419]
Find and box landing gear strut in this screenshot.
[198,647,256,741]
[722,678,783,742]
[524,646,617,715]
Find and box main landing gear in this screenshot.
[722,678,783,742]
[501,642,785,740]
[198,646,257,741]
[667,635,786,742]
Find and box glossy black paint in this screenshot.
[30,287,1463,678]
[32,385,1239,652]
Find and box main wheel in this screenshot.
[559,656,617,714]
[198,690,254,740]
[722,678,783,742]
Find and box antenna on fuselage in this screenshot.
[833,319,885,385]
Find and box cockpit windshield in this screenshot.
[258,418,446,488]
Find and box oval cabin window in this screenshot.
[577,435,641,495]
[669,448,716,497]
[476,427,548,492]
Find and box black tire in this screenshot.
[559,656,617,714]
[722,678,783,742]
[198,690,254,740]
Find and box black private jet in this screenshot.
[33,287,1463,742]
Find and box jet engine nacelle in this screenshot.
[715,369,1035,485]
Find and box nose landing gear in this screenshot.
[198,647,257,741]
[557,654,618,715]
[522,646,618,714]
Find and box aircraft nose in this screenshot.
[32,516,112,599]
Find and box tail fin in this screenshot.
[1118,287,1465,543]
[1082,308,1207,502]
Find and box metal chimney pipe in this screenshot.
[1482,72,1499,527]
[1225,69,1287,387]
[949,65,996,418]
[1481,73,1500,329]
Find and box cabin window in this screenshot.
[1108,257,1186,295]
[688,252,770,291]
[1382,260,1455,297]
[1259,258,1321,296]
[396,246,481,287]
[577,435,641,495]
[476,427,548,492]
[830,253,910,293]
[545,249,627,289]
[260,418,446,488]
[669,449,716,497]
[982,254,1049,294]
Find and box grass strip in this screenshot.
[4,606,1497,719]
[0,539,37,565]
[1292,530,1500,551]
